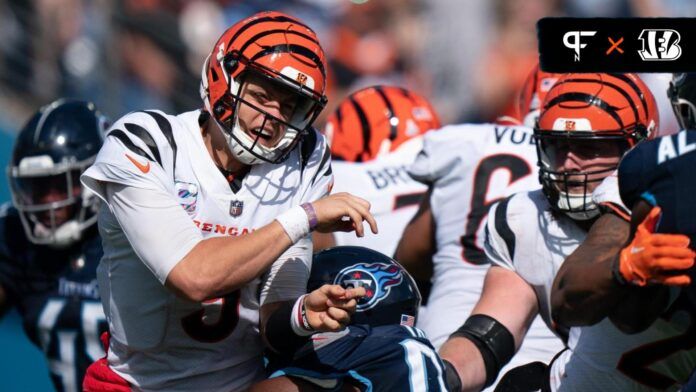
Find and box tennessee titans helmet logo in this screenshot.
[334,262,403,311]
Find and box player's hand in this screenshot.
[618,206,695,286]
[304,284,366,332]
[311,192,378,237]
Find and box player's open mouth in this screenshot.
[251,128,273,141]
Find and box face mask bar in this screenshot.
[534,130,630,217]
[214,54,327,164]
[8,158,96,246]
[670,97,696,131]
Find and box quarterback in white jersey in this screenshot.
[395,65,564,389]
[315,85,441,256]
[81,12,376,392]
[438,73,693,392]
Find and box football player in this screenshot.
[313,85,441,256]
[0,99,108,392]
[438,73,666,391]
[550,72,696,390]
[253,246,454,392]
[80,12,377,391]
[394,65,564,388]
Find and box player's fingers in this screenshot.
[657,274,691,286]
[318,312,342,331]
[345,197,377,234]
[326,297,358,310]
[651,256,695,271]
[649,246,696,260]
[327,307,350,325]
[326,284,346,298]
[640,206,662,233]
[344,208,365,237]
[344,286,366,299]
[649,233,691,248]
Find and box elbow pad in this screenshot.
[449,314,515,388]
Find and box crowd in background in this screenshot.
[1,0,694,136]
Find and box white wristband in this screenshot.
[290,294,314,336]
[276,205,310,244]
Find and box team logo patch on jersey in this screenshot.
[229,200,244,217]
[175,181,198,213]
[334,262,403,311]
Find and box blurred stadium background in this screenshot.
[0,0,693,389]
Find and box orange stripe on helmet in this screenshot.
[325,86,440,162]
[537,73,658,144]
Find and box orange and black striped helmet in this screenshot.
[497,64,561,127]
[535,73,659,220]
[325,86,440,162]
[200,11,328,164]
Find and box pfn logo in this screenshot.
[638,29,682,61]
[563,31,597,61]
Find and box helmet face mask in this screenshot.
[669,73,696,130]
[536,133,629,220]
[9,160,97,247]
[201,12,328,165]
[9,99,106,248]
[213,65,326,164]
[534,73,659,221]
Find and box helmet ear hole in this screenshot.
[634,124,648,142]
[213,102,226,117]
[223,52,240,75]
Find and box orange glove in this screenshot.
[618,206,695,286]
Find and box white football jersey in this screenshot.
[331,137,427,257]
[409,124,563,386]
[487,187,696,391]
[82,110,332,391]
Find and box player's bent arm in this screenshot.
[439,266,539,392]
[551,212,632,327]
[106,183,376,302]
[394,188,435,283]
[168,222,294,301]
[551,205,671,331]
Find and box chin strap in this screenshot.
[33,220,82,248]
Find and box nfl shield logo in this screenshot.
[229,200,244,217]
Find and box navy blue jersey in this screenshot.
[619,129,696,310]
[0,204,106,392]
[619,129,696,245]
[268,325,450,391]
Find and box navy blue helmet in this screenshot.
[668,73,696,130]
[308,246,421,327]
[9,99,107,247]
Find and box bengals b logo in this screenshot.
[638,29,682,61]
[296,73,308,85]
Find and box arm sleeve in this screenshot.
[299,130,334,203]
[483,200,516,271]
[104,182,203,284]
[258,237,312,305]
